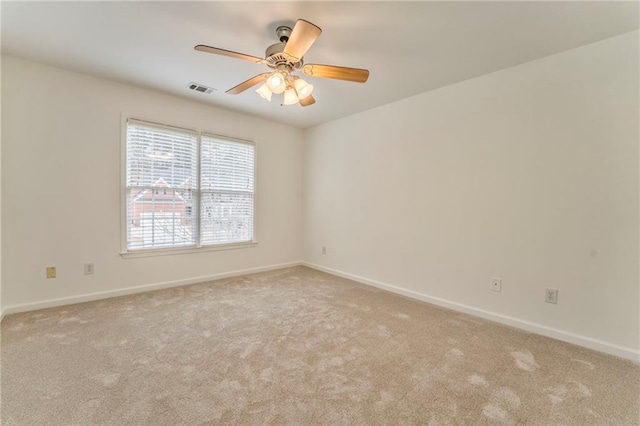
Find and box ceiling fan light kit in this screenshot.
[283,87,300,106]
[195,19,369,107]
[294,77,313,99]
[266,70,287,94]
[256,83,272,101]
[258,72,315,106]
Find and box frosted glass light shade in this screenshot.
[267,72,286,94]
[283,88,299,106]
[294,78,314,99]
[256,83,272,101]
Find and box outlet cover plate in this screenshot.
[46,266,56,279]
[491,277,502,292]
[84,263,95,275]
[545,288,558,304]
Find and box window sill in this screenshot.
[120,241,257,259]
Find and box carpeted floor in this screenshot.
[1,266,638,425]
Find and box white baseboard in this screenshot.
[303,262,640,364]
[4,260,638,363]
[2,261,303,317]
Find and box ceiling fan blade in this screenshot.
[194,45,265,64]
[226,73,271,95]
[302,64,369,83]
[283,20,322,62]
[300,95,316,107]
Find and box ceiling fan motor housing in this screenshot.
[265,41,302,69]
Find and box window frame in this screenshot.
[120,115,257,258]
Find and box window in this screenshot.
[124,119,255,253]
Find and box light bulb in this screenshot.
[294,78,314,99]
[256,83,272,101]
[283,87,299,106]
[267,72,286,94]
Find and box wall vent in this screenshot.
[187,82,215,94]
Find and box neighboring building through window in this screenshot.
[125,119,255,252]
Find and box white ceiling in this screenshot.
[2,1,638,129]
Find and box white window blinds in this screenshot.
[124,119,255,252]
[201,135,255,245]
[126,120,198,250]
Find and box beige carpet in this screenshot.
[1,266,638,425]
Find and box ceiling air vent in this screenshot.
[187,82,215,94]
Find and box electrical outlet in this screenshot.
[545,288,558,304]
[491,277,502,292]
[84,263,95,275]
[46,267,56,279]
[322,246,327,255]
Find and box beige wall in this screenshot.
[303,31,639,357]
[0,52,3,319]
[1,55,303,308]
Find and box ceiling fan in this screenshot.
[194,19,369,107]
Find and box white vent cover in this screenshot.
[187,82,215,94]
